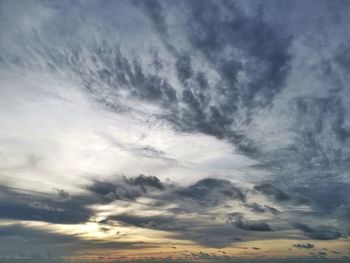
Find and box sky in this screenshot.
[0,0,350,262]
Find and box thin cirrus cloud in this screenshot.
[0,0,350,262]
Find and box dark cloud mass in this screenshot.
[254,183,290,202]
[293,243,315,249]
[1,0,350,260]
[176,178,246,205]
[293,223,342,240]
[87,174,166,202]
[233,215,273,232]
[0,185,93,224]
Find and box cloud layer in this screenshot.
[1,0,350,260]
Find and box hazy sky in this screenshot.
[0,0,350,262]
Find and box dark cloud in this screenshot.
[243,203,280,214]
[234,215,273,232]
[184,0,291,108]
[55,189,70,202]
[293,243,315,249]
[134,0,292,153]
[293,222,342,240]
[0,175,247,246]
[87,174,167,202]
[335,205,350,221]
[294,183,350,213]
[254,183,290,202]
[105,213,243,248]
[0,224,152,259]
[0,185,93,224]
[124,174,165,190]
[132,0,169,39]
[175,52,193,84]
[335,44,350,72]
[254,183,312,207]
[289,94,350,173]
[88,180,141,201]
[0,175,248,246]
[93,177,251,247]
[106,214,188,232]
[175,178,246,205]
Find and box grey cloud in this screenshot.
[294,183,350,214]
[1,0,350,256]
[85,175,348,245]
[0,185,93,224]
[234,215,273,232]
[146,178,248,218]
[135,0,292,152]
[291,95,350,172]
[175,52,193,84]
[7,1,348,199]
[87,180,141,201]
[55,189,70,202]
[0,224,80,256]
[335,44,350,72]
[293,222,342,240]
[293,243,315,249]
[243,203,280,214]
[37,43,177,111]
[176,178,246,205]
[92,177,293,247]
[106,214,188,232]
[0,176,246,230]
[0,224,152,259]
[254,183,311,206]
[105,214,241,248]
[254,183,290,202]
[335,205,350,221]
[87,174,167,202]
[132,0,169,38]
[124,174,165,191]
[126,1,350,220]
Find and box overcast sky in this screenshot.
[0,0,350,262]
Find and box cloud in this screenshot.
[106,214,188,232]
[293,222,342,240]
[1,0,350,258]
[104,213,243,248]
[254,183,290,202]
[0,185,93,224]
[233,215,273,232]
[175,178,246,205]
[87,174,167,203]
[254,183,311,206]
[335,205,350,221]
[134,0,292,152]
[1,174,341,247]
[293,243,315,249]
[0,223,151,259]
[175,52,193,84]
[124,174,165,190]
[132,0,169,38]
[243,203,280,215]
